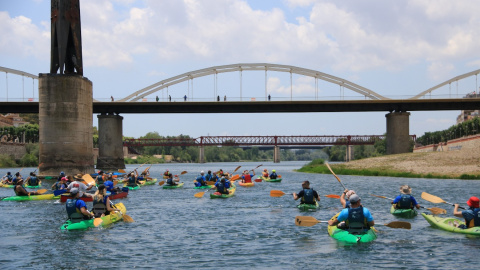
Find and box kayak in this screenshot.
[210,184,236,199]
[125,185,140,190]
[59,191,128,203]
[264,177,282,182]
[421,213,480,235]
[2,194,60,201]
[327,212,377,244]
[60,202,127,231]
[139,178,157,186]
[238,181,254,187]
[390,205,417,218]
[0,182,42,188]
[162,182,184,189]
[297,201,319,211]
[193,185,214,189]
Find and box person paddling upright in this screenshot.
[293,181,320,205]
[453,196,480,229]
[391,185,421,210]
[13,178,41,196]
[65,188,94,221]
[340,189,356,208]
[328,194,375,231]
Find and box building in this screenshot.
[456,92,480,124]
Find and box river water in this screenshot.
[1,161,479,269]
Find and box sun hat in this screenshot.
[74,174,83,180]
[467,196,480,208]
[400,185,412,194]
[349,194,361,203]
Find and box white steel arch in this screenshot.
[0,66,38,79]
[118,63,389,102]
[410,69,480,99]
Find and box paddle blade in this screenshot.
[194,191,207,198]
[36,189,47,195]
[93,218,103,227]
[206,181,215,185]
[421,192,446,204]
[118,169,126,173]
[82,174,95,186]
[233,166,241,172]
[123,214,134,223]
[270,190,286,197]
[428,207,447,215]
[295,216,321,227]
[384,221,411,229]
[180,171,188,175]
[230,174,240,181]
[324,194,340,199]
[254,178,262,182]
[254,164,263,169]
[113,180,118,186]
[158,181,165,186]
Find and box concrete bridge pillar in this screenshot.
[386,112,411,154]
[273,146,281,163]
[96,113,125,171]
[345,145,354,162]
[199,146,205,163]
[38,74,94,176]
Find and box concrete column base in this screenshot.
[386,112,411,154]
[38,74,94,176]
[273,146,281,163]
[96,113,125,171]
[199,146,205,163]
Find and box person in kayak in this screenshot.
[13,179,41,196]
[1,172,13,184]
[67,174,94,197]
[163,169,170,178]
[166,173,179,186]
[92,184,118,218]
[241,170,255,183]
[25,172,39,186]
[269,170,278,179]
[340,189,356,208]
[57,171,66,182]
[51,176,67,190]
[205,170,213,182]
[453,196,480,229]
[328,194,375,231]
[66,188,94,221]
[127,171,141,187]
[262,169,269,178]
[194,171,207,187]
[215,177,230,194]
[210,172,219,183]
[293,181,320,205]
[95,171,105,185]
[391,185,421,210]
[12,172,23,185]
[104,174,122,194]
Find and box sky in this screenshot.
[1,0,480,139]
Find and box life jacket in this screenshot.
[92,195,108,218]
[6,175,13,181]
[66,198,79,219]
[467,208,480,228]
[397,194,413,209]
[167,178,174,185]
[196,176,206,185]
[164,172,169,176]
[210,176,218,182]
[28,176,39,186]
[270,173,277,179]
[96,175,104,185]
[243,174,252,183]
[346,206,367,230]
[263,172,269,177]
[14,185,28,196]
[205,174,212,181]
[216,182,228,194]
[301,189,314,204]
[128,176,137,186]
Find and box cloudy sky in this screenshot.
[1,0,480,138]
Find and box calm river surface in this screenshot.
[1,161,480,269]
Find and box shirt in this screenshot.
[337,207,374,222]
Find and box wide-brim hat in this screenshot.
[400,185,411,194]
[467,196,480,208]
[74,174,83,180]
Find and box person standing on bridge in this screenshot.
[111,96,114,102]
[224,95,226,101]
[268,94,271,101]
[169,95,171,102]
[217,95,220,102]
[156,96,159,102]
[184,95,187,101]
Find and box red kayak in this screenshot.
[60,191,128,202]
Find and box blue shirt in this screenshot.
[462,208,480,223]
[392,194,418,206]
[104,180,114,191]
[337,207,374,222]
[76,199,87,210]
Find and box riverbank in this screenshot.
[298,147,480,179]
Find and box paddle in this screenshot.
[325,194,341,199]
[93,218,103,227]
[294,216,411,229]
[82,174,95,186]
[254,178,263,182]
[421,192,466,209]
[111,202,134,223]
[371,194,447,215]
[194,187,215,198]
[233,166,241,173]
[118,169,126,174]
[158,180,165,186]
[33,189,47,195]
[325,162,346,190]
[230,174,240,181]
[180,171,188,175]
[270,190,286,197]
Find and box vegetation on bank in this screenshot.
[416,117,480,145]
[297,158,480,180]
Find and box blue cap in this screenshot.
[60,171,65,175]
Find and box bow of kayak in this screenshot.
[61,203,127,230]
[421,213,480,235]
[327,212,377,244]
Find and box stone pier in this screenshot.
[386,112,411,154]
[273,146,281,163]
[38,74,94,176]
[96,113,125,171]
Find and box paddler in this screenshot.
[262,169,269,178]
[1,172,13,184]
[166,173,179,186]
[26,172,39,186]
[66,174,94,198]
[95,170,105,185]
[269,169,278,179]
[292,181,321,205]
[65,188,94,220]
[241,169,255,183]
[12,172,23,185]
[391,185,421,210]
[127,171,141,187]
[91,184,118,218]
[214,177,229,195]
[340,189,356,208]
[328,194,375,231]
[163,169,170,178]
[453,196,480,229]
[13,178,41,196]
[104,174,122,194]
[205,170,213,182]
[194,171,207,187]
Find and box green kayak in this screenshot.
[125,185,140,190]
[298,201,319,211]
[2,194,60,201]
[162,182,184,189]
[265,178,282,182]
[139,178,157,186]
[193,184,214,189]
[61,203,127,231]
[210,184,236,199]
[390,205,418,218]
[327,212,377,244]
[0,183,41,188]
[421,213,480,235]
